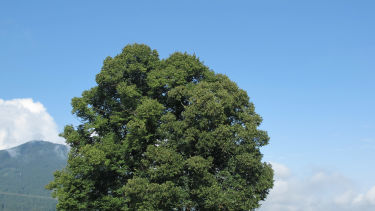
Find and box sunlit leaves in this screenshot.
[48,44,273,211]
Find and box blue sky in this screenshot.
[1,0,374,209]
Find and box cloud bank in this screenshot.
[259,163,375,211]
[0,98,65,150]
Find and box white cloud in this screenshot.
[0,98,65,150]
[271,162,291,179]
[259,163,375,211]
[5,147,20,158]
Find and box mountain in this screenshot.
[0,141,68,211]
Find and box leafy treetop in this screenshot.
[47,44,273,211]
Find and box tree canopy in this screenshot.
[47,44,273,211]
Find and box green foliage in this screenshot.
[47,44,273,210]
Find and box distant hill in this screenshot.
[0,141,68,211]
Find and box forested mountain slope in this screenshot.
[0,141,68,211]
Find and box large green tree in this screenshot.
[47,44,273,211]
